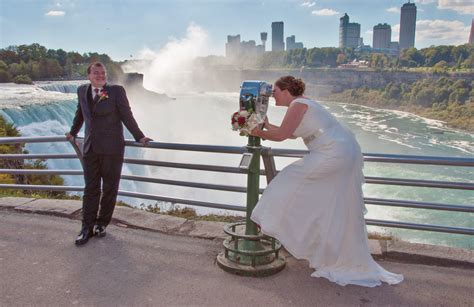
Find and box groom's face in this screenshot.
[88,65,107,88]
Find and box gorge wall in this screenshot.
[190,68,474,98]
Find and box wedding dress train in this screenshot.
[251,98,403,287]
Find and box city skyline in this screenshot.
[1,1,472,61]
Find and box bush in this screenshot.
[0,114,66,197]
[13,74,33,84]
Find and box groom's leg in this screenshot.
[96,153,124,227]
[82,152,101,230]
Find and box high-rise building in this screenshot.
[240,40,258,56]
[339,13,361,48]
[260,32,268,51]
[286,35,304,51]
[469,18,473,45]
[272,21,285,51]
[225,35,241,59]
[399,1,417,50]
[373,23,391,50]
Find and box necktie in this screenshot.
[93,88,100,103]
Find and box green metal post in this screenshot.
[245,135,261,236]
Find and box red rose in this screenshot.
[231,112,239,124]
[238,116,246,126]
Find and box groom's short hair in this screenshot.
[87,62,106,74]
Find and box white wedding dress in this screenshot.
[251,98,403,287]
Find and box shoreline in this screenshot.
[321,97,474,134]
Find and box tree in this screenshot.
[13,75,33,84]
[336,53,347,66]
[0,60,11,82]
[433,60,449,73]
[0,115,65,197]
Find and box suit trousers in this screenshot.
[82,151,124,229]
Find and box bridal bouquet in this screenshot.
[231,109,261,136]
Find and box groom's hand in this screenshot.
[65,133,74,141]
[139,136,153,146]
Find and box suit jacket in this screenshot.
[69,84,145,155]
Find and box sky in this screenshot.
[0,0,473,61]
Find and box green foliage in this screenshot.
[141,203,243,223]
[0,60,11,82]
[0,114,66,197]
[0,43,124,82]
[221,44,473,72]
[13,74,33,84]
[328,77,474,131]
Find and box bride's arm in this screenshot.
[251,103,307,142]
[262,117,279,130]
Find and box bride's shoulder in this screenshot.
[291,97,315,107]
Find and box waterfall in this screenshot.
[37,81,86,94]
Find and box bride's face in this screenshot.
[272,86,291,106]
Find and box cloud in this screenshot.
[386,7,400,13]
[392,19,470,46]
[418,0,473,14]
[45,10,65,17]
[301,1,316,8]
[311,9,339,16]
[437,0,473,15]
[416,19,470,45]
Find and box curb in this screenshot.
[1,196,472,268]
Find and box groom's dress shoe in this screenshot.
[75,228,93,246]
[93,224,106,238]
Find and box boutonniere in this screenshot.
[98,89,109,102]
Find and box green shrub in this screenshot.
[13,74,33,84]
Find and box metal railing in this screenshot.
[0,136,473,236]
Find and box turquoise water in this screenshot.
[0,85,472,249]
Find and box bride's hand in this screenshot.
[250,126,262,137]
[264,116,270,127]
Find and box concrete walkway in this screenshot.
[1,197,473,306]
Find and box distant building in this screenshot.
[390,41,399,53]
[286,35,304,51]
[225,35,241,59]
[469,18,473,45]
[338,59,369,69]
[399,1,417,50]
[260,32,268,51]
[240,40,265,56]
[272,21,285,51]
[339,13,361,48]
[373,23,391,50]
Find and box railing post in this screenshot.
[245,136,261,236]
[67,137,85,169]
[261,146,277,184]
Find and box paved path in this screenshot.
[1,211,473,306]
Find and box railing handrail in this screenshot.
[0,135,473,166]
[0,135,472,237]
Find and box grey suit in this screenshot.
[69,83,145,229]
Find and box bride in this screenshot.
[250,76,403,287]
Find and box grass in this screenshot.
[140,202,244,223]
[0,189,81,200]
[0,193,395,241]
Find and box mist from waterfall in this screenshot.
[122,24,213,94]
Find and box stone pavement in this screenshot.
[0,197,473,306]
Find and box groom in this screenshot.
[66,62,151,246]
